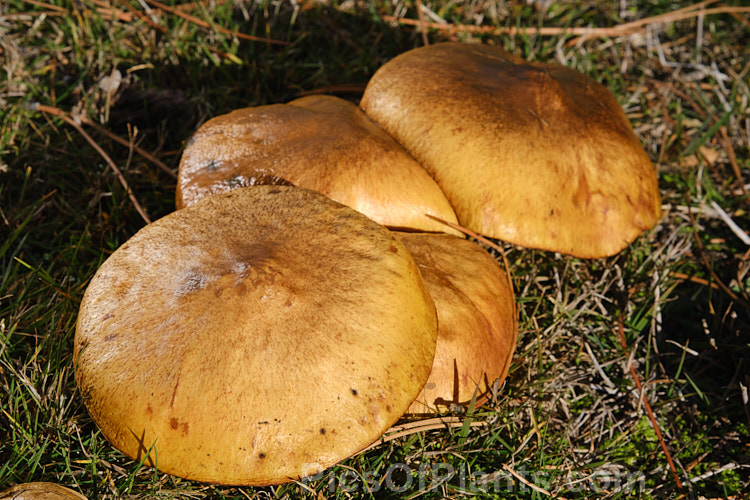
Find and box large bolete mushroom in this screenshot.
[361,42,661,258]
[74,186,438,485]
[177,94,460,235]
[394,233,517,414]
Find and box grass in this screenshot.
[1,0,749,498]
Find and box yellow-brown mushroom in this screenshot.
[75,186,438,485]
[395,232,517,414]
[362,43,661,258]
[177,95,460,235]
[0,483,87,500]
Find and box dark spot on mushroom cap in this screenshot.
[320,428,326,435]
[226,174,249,189]
[351,389,358,396]
[170,418,179,429]
[259,452,266,459]
[204,159,221,171]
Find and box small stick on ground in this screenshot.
[382,2,749,42]
[415,0,430,46]
[688,203,750,310]
[502,464,569,499]
[616,313,683,491]
[32,104,152,224]
[360,420,487,453]
[669,271,721,290]
[709,200,750,246]
[22,0,65,12]
[717,126,749,203]
[142,0,290,45]
[33,104,176,179]
[119,0,168,33]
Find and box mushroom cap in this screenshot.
[394,233,517,414]
[0,483,87,500]
[177,94,460,236]
[74,186,438,486]
[361,42,661,258]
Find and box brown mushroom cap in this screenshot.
[177,94,460,235]
[394,232,517,414]
[74,186,438,486]
[0,483,87,500]
[361,42,661,258]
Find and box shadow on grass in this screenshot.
[658,278,750,468]
[3,2,430,252]
[104,3,424,158]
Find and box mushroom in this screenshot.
[74,186,438,485]
[177,94,460,235]
[394,232,517,414]
[0,483,87,500]
[361,42,661,258]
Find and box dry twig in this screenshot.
[502,464,569,499]
[616,314,683,491]
[361,417,487,453]
[669,271,721,290]
[118,0,167,32]
[142,0,290,45]
[717,125,749,202]
[88,0,134,22]
[381,1,750,43]
[710,201,750,246]
[31,104,152,224]
[688,204,750,310]
[22,0,65,12]
[33,104,176,179]
[415,0,429,46]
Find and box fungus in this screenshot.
[177,95,460,235]
[361,42,661,258]
[74,186,438,485]
[0,483,87,500]
[395,232,517,414]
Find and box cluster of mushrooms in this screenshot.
[72,43,661,487]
